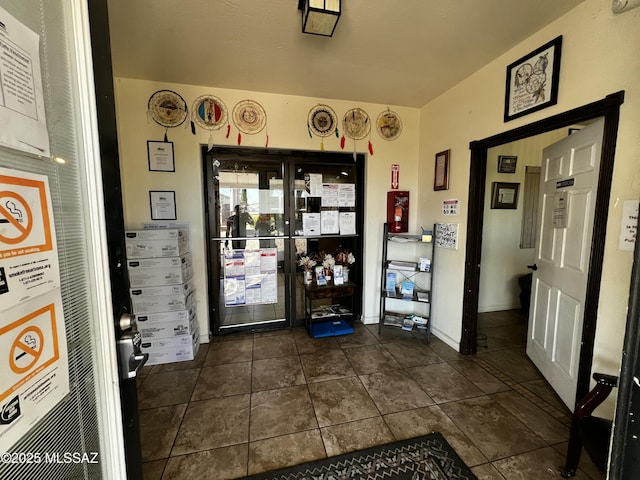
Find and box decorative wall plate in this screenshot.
[232,100,267,134]
[343,108,370,140]
[376,109,403,140]
[308,104,338,137]
[148,90,188,128]
[192,95,228,130]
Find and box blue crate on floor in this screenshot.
[331,319,354,336]
[310,321,335,338]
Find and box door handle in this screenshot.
[117,330,148,379]
[527,264,538,271]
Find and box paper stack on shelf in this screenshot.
[388,260,417,271]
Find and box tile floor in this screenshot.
[137,310,601,479]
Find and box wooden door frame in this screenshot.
[460,91,624,406]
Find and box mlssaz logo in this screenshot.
[0,396,21,425]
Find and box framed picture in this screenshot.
[149,190,177,220]
[147,140,175,172]
[504,35,562,122]
[498,155,517,173]
[434,149,450,191]
[491,182,520,209]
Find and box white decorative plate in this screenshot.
[192,95,228,130]
[376,109,402,140]
[148,90,188,128]
[308,104,338,137]
[232,100,267,134]
[343,108,370,140]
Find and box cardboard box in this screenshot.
[127,254,193,287]
[135,306,196,324]
[130,281,195,314]
[125,228,190,258]
[137,313,197,340]
[141,326,200,365]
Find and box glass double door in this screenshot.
[203,147,363,335]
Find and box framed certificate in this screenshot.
[149,190,177,220]
[147,140,175,172]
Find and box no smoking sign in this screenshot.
[0,172,53,258]
[0,303,61,403]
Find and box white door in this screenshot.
[0,2,126,479]
[526,118,604,410]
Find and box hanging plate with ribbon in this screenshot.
[148,90,188,128]
[342,108,370,140]
[192,95,228,130]
[308,104,338,137]
[232,100,267,134]
[376,109,402,141]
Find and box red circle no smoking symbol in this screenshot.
[10,326,44,374]
[0,191,34,245]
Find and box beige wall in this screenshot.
[114,80,420,340]
[114,0,640,382]
[418,0,640,378]
[479,130,566,312]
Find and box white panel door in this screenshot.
[527,118,604,410]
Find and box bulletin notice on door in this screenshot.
[223,248,278,306]
[0,167,69,450]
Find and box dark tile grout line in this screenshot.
[140,323,576,477]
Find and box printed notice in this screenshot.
[0,6,50,156]
[0,168,59,311]
[321,210,339,234]
[338,184,356,207]
[321,184,340,207]
[339,212,356,235]
[619,200,639,251]
[0,278,69,449]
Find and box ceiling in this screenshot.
[106,0,585,108]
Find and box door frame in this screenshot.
[461,91,625,406]
[202,146,365,336]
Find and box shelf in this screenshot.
[382,289,430,303]
[380,222,436,339]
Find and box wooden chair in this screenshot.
[560,373,619,478]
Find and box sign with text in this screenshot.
[0,291,69,449]
[0,168,59,310]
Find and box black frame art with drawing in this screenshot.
[490,182,520,209]
[504,36,562,122]
[497,155,517,173]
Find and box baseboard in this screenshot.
[478,304,520,313]
[429,325,460,351]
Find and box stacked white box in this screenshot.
[125,228,190,258]
[126,227,199,365]
[140,325,200,366]
[127,253,193,287]
[130,280,195,314]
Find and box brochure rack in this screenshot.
[379,223,437,339]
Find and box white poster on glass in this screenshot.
[0,7,50,156]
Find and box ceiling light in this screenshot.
[298,0,341,37]
[53,156,66,164]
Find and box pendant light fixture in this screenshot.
[298,0,341,37]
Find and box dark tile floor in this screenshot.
[138,310,601,479]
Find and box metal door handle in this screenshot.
[527,264,538,271]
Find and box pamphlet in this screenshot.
[315,265,326,286]
[401,281,415,300]
[333,265,344,285]
[385,272,397,296]
[418,258,431,272]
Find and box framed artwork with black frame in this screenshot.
[504,35,562,122]
[149,190,177,220]
[491,182,520,209]
[433,149,450,191]
[147,140,175,172]
[497,155,517,173]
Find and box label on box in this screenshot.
[135,306,196,324]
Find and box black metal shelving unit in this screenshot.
[379,222,437,340]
